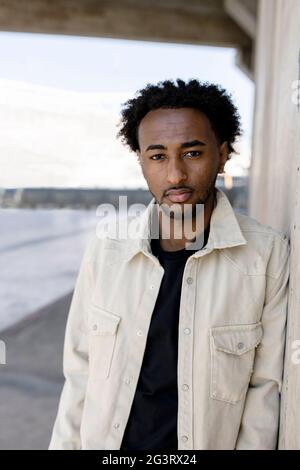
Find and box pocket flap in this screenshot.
[88,304,121,335]
[210,322,263,355]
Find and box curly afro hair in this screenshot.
[117,78,243,159]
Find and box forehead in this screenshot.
[137,108,213,148]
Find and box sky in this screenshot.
[0,32,255,188]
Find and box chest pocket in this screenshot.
[87,304,121,381]
[209,322,263,404]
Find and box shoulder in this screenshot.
[225,211,290,278]
[82,215,135,265]
[236,212,287,239]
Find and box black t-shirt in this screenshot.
[120,225,210,451]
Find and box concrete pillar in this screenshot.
[249,0,300,449]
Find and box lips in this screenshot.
[165,189,193,203]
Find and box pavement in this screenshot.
[0,292,72,450]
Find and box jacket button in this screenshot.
[182,384,189,391]
[124,378,131,385]
[113,423,120,429]
[186,277,193,285]
[137,330,143,336]
[92,324,98,331]
[181,435,188,443]
[184,328,191,335]
[237,342,244,350]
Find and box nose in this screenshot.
[167,158,187,184]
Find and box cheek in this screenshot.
[192,157,218,177]
[190,164,213,181]
[141,167,164,191]
[143,164,164,180]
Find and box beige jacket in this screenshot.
[49,187,290,450]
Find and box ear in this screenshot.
[218,141,229,173]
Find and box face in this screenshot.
[136,107,228,219]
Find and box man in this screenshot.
[49,79,290,450]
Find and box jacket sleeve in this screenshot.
[48,235,95,450]
[235,236,290,450]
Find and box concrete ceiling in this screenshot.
[0,0,257,79]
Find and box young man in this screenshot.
[49,79,290,450]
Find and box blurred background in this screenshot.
[0,0,299,450]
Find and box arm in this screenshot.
[48,236,95,450]
[235,236,290,449]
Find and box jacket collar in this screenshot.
[106,187,247,262]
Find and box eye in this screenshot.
[150,154,165,161]
[184,150,203,158]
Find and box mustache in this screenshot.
[164,186,194,195]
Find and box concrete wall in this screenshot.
[249,0,300,449]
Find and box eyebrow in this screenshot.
[145,140,206,151]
